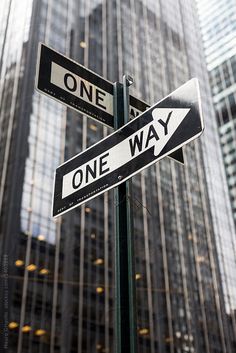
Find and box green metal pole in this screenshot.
[114,75,137,353]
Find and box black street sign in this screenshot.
[36,43,183,162]
[52,78,203,217]
[36,43,114,127]
[36,43,149,128]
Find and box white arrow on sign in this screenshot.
[62,108,190,199]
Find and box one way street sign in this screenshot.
[36,43,152,128]
[35,43,183,163]
[52,78,203,217]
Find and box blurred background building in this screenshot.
[0,0,236,353]
[197,0,236,227]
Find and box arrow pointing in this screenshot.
[128,107,190,158]
[62,107,190,199]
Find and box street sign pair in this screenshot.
[35,43,204,218]
[36,43,183,164]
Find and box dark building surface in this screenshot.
[0,0,236,353]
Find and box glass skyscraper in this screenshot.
[0,0,235,353]
[197,0,236,347]
[197,0,236,228]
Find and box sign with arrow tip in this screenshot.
[52,78,203,217]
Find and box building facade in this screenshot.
[197,0,236,228]
[197,1,236,347]
[0,0,236,353]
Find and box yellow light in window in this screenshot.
[135,273,141,280]
[37,234,45,241]
[26,264,37,272]
[188,234,197,243]
[139,328,149,335]
[8,322,19,329]
[89,124,97,131]
[196,256,205,263]
[165,337,173,343]
[35,329,46,336]
[91,233,96,239]
[22,325,31,333]
[39,268,49,275]
[96,343,102,350]
[94,258,104,265]
[85,207,91,213]
[80,41,87,48]
[15,260,24,267]
[96,287,104,294]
